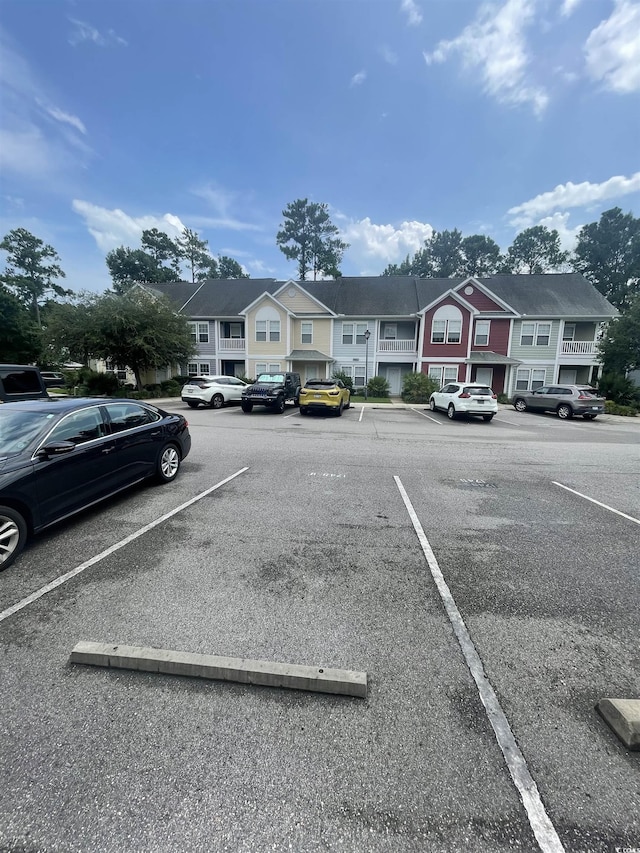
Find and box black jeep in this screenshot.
[241,371,301,414]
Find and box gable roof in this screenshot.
[478,274,618,317]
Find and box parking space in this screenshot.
[1,404,639,851]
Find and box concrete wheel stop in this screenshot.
[596,698,640,750]
[70,641,367,698]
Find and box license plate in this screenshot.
[315,393,322,398]
[592,406,599,410]
[477,399,485,404]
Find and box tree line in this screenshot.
[1,206,639,397]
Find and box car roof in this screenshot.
[1,397,157,413]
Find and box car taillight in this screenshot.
[329,390,339,396]
[578,394,590,399]
[459,393,471,399]
[492,394,497,399]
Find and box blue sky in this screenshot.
[1,0,639,293]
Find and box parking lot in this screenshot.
[1,402,639,852]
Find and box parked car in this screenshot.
[0,364,49,403]
[429,382,498,421]
[511,385,605,419]
[181,375,248,409]
[39,371,66,389]
[0,398,191,571]
[241,372,301,414]
[299,379,351,416]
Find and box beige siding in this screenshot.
[292,318,332,353]
[277,286,330,314]
[246,300,288,358]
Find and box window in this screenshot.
[354,366,366,387]
[256,320,266,342]
[431,318,461,343]
[356,324,368,344]
[431,320,446,344]
[256,363,280,375]
[520,322,551,347]
[269,362,280,372]
[199,364,210,375]
[269,320,280,342]
[563,323,576,341]
[187,363,210,376]
[515,368,546,390]
[255,363,267,375]
[342,323,353,344]
[384,324,396,339]
[428,366,458,385]
[447,320,461,343]
[187,322,197,343]
[474,320,490,346]
[48,408,106,445]
[301,322,313,344]
[197,322,209,343]
[105,403,159,433]
[187,363,198,376]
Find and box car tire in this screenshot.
[514,398,527,412]
[557,404,573,419]
[447,404,456,420]
[300,407,308,416]
[482,414,494,422]
[0,505,28,571]
[293,394,300,407]
[429,398,436,411]
[241,402,253,413]
[583,413,596,420]
[186,401,199,409]
[210,394,224,409]
[345,399,350,410]
[274,395,285,414]
[336,402,343,417]
[156,444,181,483]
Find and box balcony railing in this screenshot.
[378,339,417,353]
[218,338,246,351]
[561,341,597,355]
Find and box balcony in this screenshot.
[561,341,597,355]
[378,339,417,353]
[219,338,246,351]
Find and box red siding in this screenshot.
[472,318,511,355]
[422,297,470,358]
[456,285,506,312]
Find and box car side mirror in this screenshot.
[36,441,76,458]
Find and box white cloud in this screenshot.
[561,0,583,17]
[350,70,366,87]
[68,18,128,48]
[533,212,583,252]
[380,45,398,65]
[44,105,87,135]
[508,172,640,227]
[72,200,186,252]
[190,184,264,231]
[339,217,434,272]
[423,0,548,115]
[401,0,422,26]
[584,0,640,93]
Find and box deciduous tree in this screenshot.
[598,294,640,375]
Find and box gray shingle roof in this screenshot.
[478,273,618,317]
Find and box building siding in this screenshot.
[292,318,332,354]
[471,318,511,354]
[510,319,560,361]
[422,298,471,358]
[457,286,506,312]
[277,286,330,314]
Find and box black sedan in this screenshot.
[0,398,191,570]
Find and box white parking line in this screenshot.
[283,410,298,419]
[553,482,640,525]
[394,476,564,853]
[0,467,250,625]
[410,407,440,424]
[359,406,365,422]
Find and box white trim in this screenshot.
[418,289,478,316]
[272,280,337,315]
[453,276,519,315]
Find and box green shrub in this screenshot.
[604,400,639,416]
[597,373,640,407]
[75,369,119,396]
[401,372,438,403]
[331,370,353,392]
[160,379,182,395]
[367,375,390,398]
[497,393,509,404]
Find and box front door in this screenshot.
[559,368,577,384]
[475,367,493,387]
[386,367,401,395]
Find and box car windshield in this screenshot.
[578,388,598,397]
[464,387,492,396]
[257,374,284,383]
[0,408,55,456]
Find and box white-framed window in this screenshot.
[269,362,280,372]
[256,320,267,342]
[187,363,198,375]
[269,320,280,342]
[342,323,354,344]
[563,323,576,341]
[356,324,368,344]
[301,322,313,344]
[354,365,366,387]
[230,322,242,338]
[257,362,281,374]
[342,322,368,344]
[384,324,396,339]
[187,323,209,344]
[187,363,210,376]
[431,305,463,344]
[428,366,458,385]
[515,368,546,390]
[520,322,551,347]
[474,320,490,346]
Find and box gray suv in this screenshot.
[512,385,605,419]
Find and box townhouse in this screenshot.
[145,273,617,396]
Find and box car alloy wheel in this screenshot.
[514,399,527,412]
[429,398,436,411]
[0,506,28,571]
[211,394,224,409]
[447,404,456,420]
[157,444,180,482]
[557,404,573,419]
[274,396,285,414]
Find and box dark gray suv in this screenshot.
[512,385,605,419]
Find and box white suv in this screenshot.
[429,382,498,421]
[181,375,248,409]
